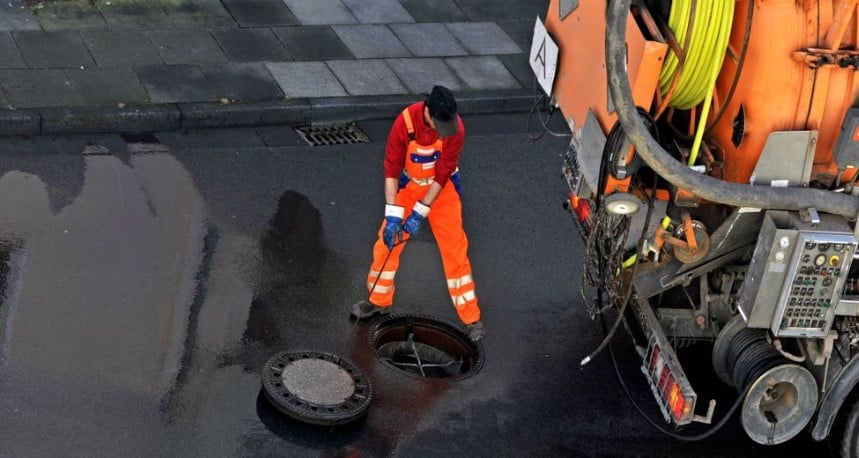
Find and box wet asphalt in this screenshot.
[0,112,828,457]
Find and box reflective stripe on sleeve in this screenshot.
[451,290,477,307]
[447,274,474,290]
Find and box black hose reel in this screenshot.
[713,318,817,445]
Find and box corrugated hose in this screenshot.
[606,0,859,220]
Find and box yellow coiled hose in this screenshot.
[657,0,735,165]
[658,0,735,110]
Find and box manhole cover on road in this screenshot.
[294,123,370,146]
[261,350,372,426]
[369,314,485,380]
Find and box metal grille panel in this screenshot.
[294,123,370,146]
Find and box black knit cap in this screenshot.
[425,85,458,138]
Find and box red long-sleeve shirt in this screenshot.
[384,101,465,188]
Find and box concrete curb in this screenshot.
[1,89,535,136]
[0,109,41,137]
[40,106,181,135]
[179,99,311,130]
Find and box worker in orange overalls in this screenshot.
[351,86,484,342]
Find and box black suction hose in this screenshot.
[605,0,859,219]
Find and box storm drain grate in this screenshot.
[294,123,370,146]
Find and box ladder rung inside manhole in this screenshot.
[294,123,370,146]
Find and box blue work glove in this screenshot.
[450,170,462,196]
[383,204,404,250]
[403,201,431,237]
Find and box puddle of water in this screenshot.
[0,152,206,394]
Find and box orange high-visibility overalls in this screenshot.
[366,108,481,325]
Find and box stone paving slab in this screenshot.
[200,63,284,103]
[333,25,410,59]
[273,26,353,61]
[498,19,537,51]
[327,59,408,96]
[341,0,414,24]
[399,0,466,22]
[136,65,217,103]
[160,0,236,28]
[446,22,522,55]
[0,69,86,108]
[498,54,533,89]
[386,58,464,93]
[0,0,539,136]
[212,29,291,62]
[33,1,110,31]
[445,56,520,90]
[95,0,172,30]
[284,0,357,25]
[64,67,150,106]
[0,1,39,31]
[390,23,467,57]
[14,31,96,69]
[0,33,27,69]
[220,0,299,27]
[147,29,228,65]
[265,62,347,98]
[454,0,546,21]
[82,31,164,67]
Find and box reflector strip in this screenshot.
[447,274,474,290]
[451,290,476,307]
[633,294,698,426]
[369,283,393,294]
[369,270,396,280]
[668,384,685,421]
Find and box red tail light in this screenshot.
[569,194,591,223]
[668,383,687,421]
[645,341,695,424]
[649,345,661,372]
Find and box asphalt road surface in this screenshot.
[0,113,827,457]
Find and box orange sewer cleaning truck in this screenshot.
[533,0,859,454]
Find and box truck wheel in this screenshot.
[831,397,859,457]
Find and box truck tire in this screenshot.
[832,397,859,457]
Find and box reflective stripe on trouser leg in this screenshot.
[367,188,419,307]
[367,225,403,307]
[366,271,395,296]
[428,183,481,325]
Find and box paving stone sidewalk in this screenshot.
[0,0,546,136]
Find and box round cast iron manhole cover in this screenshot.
[261,350,372,425]
[369,314,485,380]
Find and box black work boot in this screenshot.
[350,300,388,319]
[466,321,485,342]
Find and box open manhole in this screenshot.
[261,350,372,426]
[369,314,485,380]
[294,123,370,146]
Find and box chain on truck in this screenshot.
[531,0,859,454]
